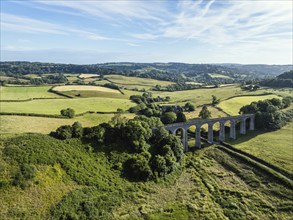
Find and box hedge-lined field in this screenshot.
[152,85,267,106]
[106,74,174,89]
[0,86,61,100]
[0,114,135,134]
[226,121,293,172]
[53,85,120,93]
[217,94,280,115]
[0,97,136,115]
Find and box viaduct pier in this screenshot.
[165,114,255,152]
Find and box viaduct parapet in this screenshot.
[165,114,255,152]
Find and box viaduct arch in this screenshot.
[165,114,255,152]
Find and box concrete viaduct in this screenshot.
[165,114,255,152]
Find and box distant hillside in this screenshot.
[220,64,292,77]
[1,61,292,84]
[260,70,293,88]
[277,70,293,80]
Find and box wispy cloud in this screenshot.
[1,12,110,41]
[127,43,141,47]
[1,0,292,64]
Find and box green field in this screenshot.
[0,86,62,100]
[0,97,136,115]
[0,113,135,134]
[217,94,280,115]
[227,122,293,172]
[152,85,267,106]
[106,74,174,89]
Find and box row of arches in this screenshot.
[166,115,255,152]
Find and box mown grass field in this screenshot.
[53,85,120,93]
[208,73,232,79]
[0,113,135,134]
[217,94,280,115]
[0,86,62,100]
[78,73,99,78]
[226,121,293,172]
[0,97,136,115]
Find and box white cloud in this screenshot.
[127,43,140,47]
[1,12,110,41]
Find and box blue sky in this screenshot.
[1,0,292,64]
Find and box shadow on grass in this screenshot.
[224,129,268,145]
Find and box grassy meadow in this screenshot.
[106,74,174,90]
[0,97,136,115]
[0,113,135,134]
[218,94,280,115]
[0,86,62,100]
[226,121,293,172]
[152,85,268,106]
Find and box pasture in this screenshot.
[53,85,120,93]
[152,85,267,106]
[217,94,280,115]
[105,74,174,89]
[226,122,293,172]
[0,113,135,134]
[0,86,61,100]
[0,97,135,115]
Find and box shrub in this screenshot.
[123,154,152,181]
[12,164,37,189]
[72,122,83,138]
[54,125,73,140]
[160,112,177,124]
[60,108,75,118]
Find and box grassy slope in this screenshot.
[0,86,61,100]
[0,97,136,114]
[226,122,293,172]
[0,134,292,219]
[217,94,280,115]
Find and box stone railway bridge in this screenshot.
[165,114,255,152]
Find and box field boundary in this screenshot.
[216,145,292,188]
[48,86,74,98]
[0,111,125,118]
[219,142,293,181]
[220,93,275,102]
[0,97,66,102]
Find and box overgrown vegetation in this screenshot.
[50,115,184,181]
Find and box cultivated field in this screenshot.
[106,74,174,89]
[218,94,280,115]
[208,73,231,79]
[0,97,135,115]
[227,121,293,172]
[78,74,99,78]
[0,86,61,100]
[53,85,120,93]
